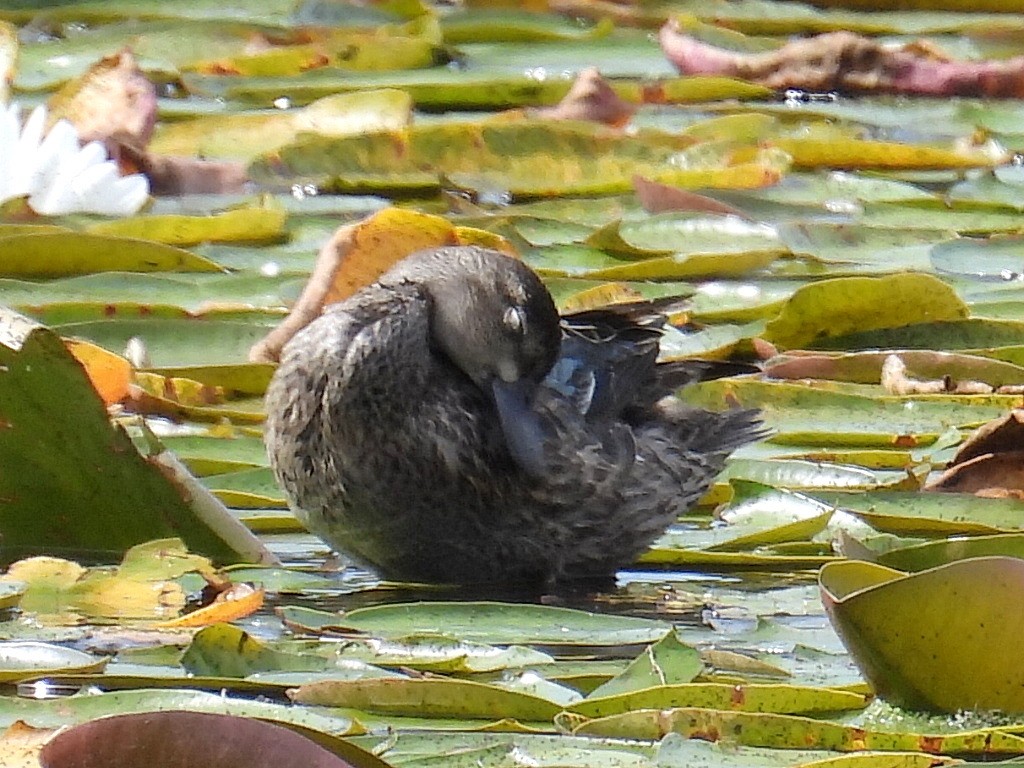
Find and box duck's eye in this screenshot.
[503,305,526,335]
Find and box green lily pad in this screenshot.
[249,121,699,198]
[290,677,564,721]
[181,624,330,678]
[0,686,361,734]
[762,273,968,350]
[878,533,1024,572]
[280,602,670,648]
[765,349,1024,387]
[587,631,702,699]
[0,233,224,278]
[821,557,1024,712]
[52,317,278,367]
[811,490,1024,536]
[0,309,267,564]
[0,642,107,683]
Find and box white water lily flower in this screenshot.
[0,101,149,216]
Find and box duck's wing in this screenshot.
[496,301,767,480]
[493,304,663,480]
[560,304,765,419]
[555,305,663,420]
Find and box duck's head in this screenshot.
[383,245,562,475]
[384,246,562,388]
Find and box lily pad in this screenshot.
[0,233,224,278]
[0,309,270,565]
[249,121,697,198]
[0,642,107,683]
[762,273,969,350]
[820,556,1024,712]
[280,601,670,648]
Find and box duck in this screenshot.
[265,245,765,586]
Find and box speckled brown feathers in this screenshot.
[265,246,764,585]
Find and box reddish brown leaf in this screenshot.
[113,142,249,195]
[38,711,362,768]
[926,451,1024,494]
[632,175,751,217]
[48,49,157,146]
[951,409,1024,465]
[659,21,1024,97]
[531,67,635,126]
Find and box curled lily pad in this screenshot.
[820,556,1024,712]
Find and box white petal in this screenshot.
[86,171,150,216]
[69,160,119,198]
[0,103,21,204]
[76,140,109,168]
[27,119,80,195]
[27,179,76,216]
[109,174,150,215]
[11,105,48,194]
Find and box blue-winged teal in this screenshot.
[266,246,763,585]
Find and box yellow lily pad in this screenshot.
[0,233,224,278]
[820,556,1024,712]
[773,137,1005,170]
[87,201,288,247]
[150,90,413,161]
[567,682,865,718]
[763,273,969,350]
[249,120,697,198]
[570,706,1024,754]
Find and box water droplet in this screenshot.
[273,96,291,110]
[477,188,511,206]
[124,336,150,368]
[823,198,861,215]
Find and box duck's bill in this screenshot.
[491,378,548,478]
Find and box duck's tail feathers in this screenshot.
[661,404,769,454]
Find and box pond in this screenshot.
[3,1,1024,766]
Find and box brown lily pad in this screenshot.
[926,410,1024,496]
[530,67,635,126]
[632,175,751,218]
[38,711,366,768]
[111,140,248,196]
[48,49,157,146]
[660,21,1024,97]
[926,451,1024,496]
[951,409,1024,465]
